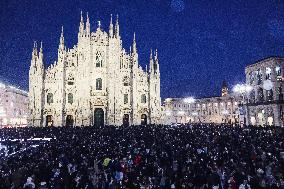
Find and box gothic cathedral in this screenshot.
[28,13,162,127]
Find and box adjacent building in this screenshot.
[245,57,284,126]
[0,82,28,127]
[28,13,162,127]
[163,82,242,125]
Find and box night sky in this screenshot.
[1,0,284,98]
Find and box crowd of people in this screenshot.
[0,124,284,189]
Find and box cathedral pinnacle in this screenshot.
[80,11,83,23]
[61,26,64,37]
[150,49,153,60]
[98,21,101,29]
[109,14,113,37]
[79,11,84,35]
[59,26,64,49]
[115,14,119,38]
[40,42,43,53]
[154,49,160,75]
[132,32,137,54]
[149,49,154,74]
[155,49,158,60]
[86,12,90,36]
[32,41,38,58]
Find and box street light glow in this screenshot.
[165,98,172,102]
[183,97,195,103]
[165,111,171,116]
[0,82,5,88]
[233,84,252,93]
[178,111,185,115]
[192,112,198,116]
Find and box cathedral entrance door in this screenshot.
[123,114,129,126]
[94,108,104,127]
[46,115,53,126]
[141,114,147,125]
[66,115,74,127]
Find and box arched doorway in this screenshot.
[267,116,273,126]
[94,108,104,127]
[141,114,147,125]
[46,115,53,126]
[66,115,74,127]
[258,111,264,126]
[123,114,129,126]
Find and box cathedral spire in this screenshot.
[109,14,113,38]
[149,49,154,74]
[98,21,101,29]
[86,12,90,36]
[154,49,160,74]
[39,42,43,59]
[32,41,38,63]
[115,14,120,38]
[79,11,84,35]
[38,42,44,69]
[154,49,158,61]
[132,32,137,54]
[40,41,43,53]
[59,26,64,49]
[32,41,38,57]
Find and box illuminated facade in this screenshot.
[28,13,162,127]
[164,86,242,125]
[245,57,284,126]
[0,82,28,127]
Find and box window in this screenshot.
[278,86,283,100]
[68,93,73,104]
[123,76,130,86]
[95,52,102,67]
[249,72,254,85]
[276,66,281,76]
[258,88,264,102]
[276,66,282,80]
[47,93,53,104]
[265,67,271,80]
[67,74,74,85]
[267,90,273,101]
[141,94,146,103]
[256,69,262,85]
[96,78,102,90]
[124,94,128,104]
[250,90,255,103]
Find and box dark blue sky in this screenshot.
[1,0,284,98]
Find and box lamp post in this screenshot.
[233,84,252,126]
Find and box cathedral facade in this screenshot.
[28,13,162,127]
